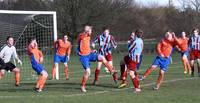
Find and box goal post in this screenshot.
[0,10,60,83]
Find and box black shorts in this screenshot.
[0,58,16,71]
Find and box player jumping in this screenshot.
[140,31,177,90]
[92,26,117,85]
[27,38,48,92]
[77,25,118,92]
[118,30,143,93]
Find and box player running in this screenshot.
[27,38,48,92]
[0,36,22,86]
[92,26,117,85]
[51,34,72,80]
[77,25,118,92]
[174,31,191,74]
[188,28,200,77]
[118,30,143,93]
[140,31,177,90]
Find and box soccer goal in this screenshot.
[0,10,59,84]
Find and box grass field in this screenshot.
[0,52,200,103]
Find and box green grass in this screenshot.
[0,52,200,103]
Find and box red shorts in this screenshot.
[124,55,137,71]
[190,50,200,60]
[105,53,112,61]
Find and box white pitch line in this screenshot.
[0,77,198,99]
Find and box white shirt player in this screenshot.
[0,44,19,63]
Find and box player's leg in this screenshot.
[0,70,5,79]
[93,61,102,85]
[182,55,188,74]
[182,53,191,74]
[190,51,195,77]
[140,56,160,80]
[79,55,91,92]
[197,59,200,77]
[6,62,20,86]
[154,69,165,90]
[63,55,70,80]
[52,54,60,79]
[98,55,118,83]
[118,60,128,88]
[12,68,20,86]
[33,63,48,92]
[81,68,91,92]
[140,65,157,80]
[130,70,141,93]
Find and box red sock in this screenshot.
[132,76,139,89]
[65,66,69,79]
[52,66,56,79]
[95,68,100,81]
[81,76,87,87]
[39,75,47,90]
[15,72,20,85]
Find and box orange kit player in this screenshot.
[51,34,72,80]
[27,38,48,92]
[140,31,177,90]
[174,31,191,74]
[77,25,118,92]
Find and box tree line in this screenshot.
[1,0,200,43]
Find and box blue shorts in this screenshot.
[152,56,170,71]
[54,54,68,63]
[181,51,189,57]
[31,55,45,75]
[79,52,98,70]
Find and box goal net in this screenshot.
[0,10,58,85]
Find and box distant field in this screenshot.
[0,52,200,103]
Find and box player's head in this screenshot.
[193,28,199,37]
[102,26,110,36]
[165,31,173,41]
[28,37,37,48]
[181,31,187,38]
[135,29,143,38]
[62,34,68,42]
[84,24,92,35]
[6,36,14,46]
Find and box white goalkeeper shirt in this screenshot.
[0,44,18,63]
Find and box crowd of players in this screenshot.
[0,24,199,93]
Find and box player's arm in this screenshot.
[157,40,164,57]
[38,50,44,63]
[91,35,99,48]
[0,46,5,59]
[67,43,72,60]
[111,36,117,49]
[13,47,22,65]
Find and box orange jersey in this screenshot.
[28,45,43,63]
[157,39,175,58]
[175,37,189,52]
[77,32,91,55]
[55,39,72,56]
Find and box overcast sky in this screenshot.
[135,0,180,7]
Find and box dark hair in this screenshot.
[102,26,110,31]
[135,29,143,38]
[193,28,199,32]
[28,37,36,44]
[6,36,13,41]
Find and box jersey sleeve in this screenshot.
[67,42,72,56]
[157,40,163,56]
[92,35,100,44]
[0,46,6,58]
[12,46,18,59]
[111,36,117,48]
